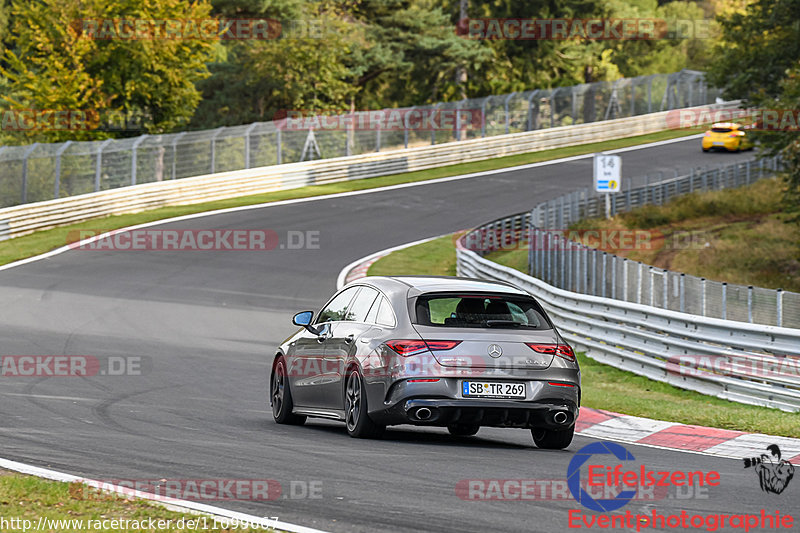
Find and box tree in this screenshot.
[706,0,800,222]
[1,0,216,143]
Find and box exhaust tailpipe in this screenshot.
[416,407,432,420]
[553,411,569,425]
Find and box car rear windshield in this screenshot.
[415,293,551,329]
[711,127,732,133]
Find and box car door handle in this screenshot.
[344,334,355,344]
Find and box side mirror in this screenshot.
[292,311,314,327]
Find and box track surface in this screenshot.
[0,141,778,532]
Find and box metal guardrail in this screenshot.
[463,156,800,329]
[457,159,800,411]
[0,102,739,241]
[0,70,717,208]
[457,247,800,412]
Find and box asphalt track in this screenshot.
[0,139,783,533]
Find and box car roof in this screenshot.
[353,275,527,296]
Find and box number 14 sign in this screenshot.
[593,153,621,192]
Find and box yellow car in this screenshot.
[702,122,754,152]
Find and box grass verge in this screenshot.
[0,469,270,532]
[0,128,699,268]
[366,234,800,437]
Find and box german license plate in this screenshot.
[462,381,525,399]
[712,141,724,146]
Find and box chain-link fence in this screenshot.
[463,156,800,328]
[0,69,718,209]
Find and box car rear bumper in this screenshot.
[371,397,579,430]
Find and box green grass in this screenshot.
[0,470,270,532]
[0,128,699,267]
[366,233,800,437]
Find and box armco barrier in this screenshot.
[0,101,739,241]
[456,244,800,412]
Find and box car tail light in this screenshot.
[385,340,461,356]
[385,340,428,355]
[704,131,711,136]
[525,343,576,362]
[728,133,738,138]
[425,340,462,351]
[408,378,441,383]
[548,381,576,387]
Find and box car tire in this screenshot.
[448,424,480,437]
[702,147,709,152]
[531,426,574,449]
[271,357,306,425]
[345,368,385,439]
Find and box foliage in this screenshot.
[706,0,800,223]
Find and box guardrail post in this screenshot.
[701,278,707,316]
[747,285,753,323]
[649,267,655,306]
[244,123,257,169]
[622,258,628,302]
[54,141,72,199]
[777,289,783,327]
[131,135,147,185]
[689,167,694,193]
[637,262,643,304]
[680,273,685,313]
[601,252,607,297]
[95,139,113,191]
[721,282,727,320]
[662,270,668,309]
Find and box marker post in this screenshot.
[593,153,622,220]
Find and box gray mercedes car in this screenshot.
[269,276,580,448]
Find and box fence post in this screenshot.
[721,282,727,320]
[54,141,73,199]
[131,135,147,185]
[592,248,597,296]
[582,245,588,294]
[662,271,668,309]
[701,278,707,317]
[747,285,753,323]
[171,132,186,179]
[431,103,442,145]
[276,129,282,164]
[526,91,539,130]
[244,123,257,169]
[560,237,566,289]
[210,127,225,173]
[649,267,654,306]
[567,240,572,291]
[777,289,783,327]
[95,139,113,191]
[21,143,39,204]
[528,210,534,276]
[504,92,517,135]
